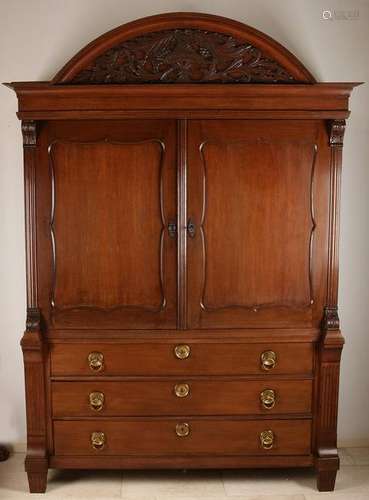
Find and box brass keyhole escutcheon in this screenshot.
[91,431,105,450]
[174,344,191,360]
[89,391,105,411]
[175,422,190,437]
[261,351,277,371]
[174,383,190,398]
[88,352,104,372]
[260,430,274,450]
[260,389,276,410]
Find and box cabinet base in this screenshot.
[26,455,339,493]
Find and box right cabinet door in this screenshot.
[187,120,329,329]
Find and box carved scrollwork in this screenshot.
[322,306,340,331]
[329,120,346,147]
[70,29,297,84]
[26,307,41,332]
[21,121,37,146]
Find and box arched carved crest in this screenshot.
[53,13,315,84]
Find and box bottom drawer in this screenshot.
[54,419,311,456]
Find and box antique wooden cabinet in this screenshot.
[6,12,359,493]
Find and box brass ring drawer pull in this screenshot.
[88,352,104,372]
[175,422,190,437]
[174,383,190,398]
[89,391,105,411]
[261,351,276,371]
[174,344,191,359]
[260,430,274,450]
[91,431,105,450]
[260,389,276,410]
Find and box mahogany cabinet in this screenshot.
[5,12,359,493]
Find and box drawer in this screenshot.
[52,379,312,417]
[50,342,313,376]
[53,419,311,456]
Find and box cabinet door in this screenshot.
[187,120,328,329]
[37,120,177,329]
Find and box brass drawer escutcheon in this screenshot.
[174,344,191,359]
[91,431,105,450]
[174,383,190,398]
[175,422,190,437]
[260,430,274,450]
[260,389,276,409]
[88,352,104,372]
[261,351,277,371]
[89,391,105,411]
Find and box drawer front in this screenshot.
[53,419,311,456]
[52,380,312,417]
[51,342,313,376]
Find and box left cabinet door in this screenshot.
[36,120,177,329]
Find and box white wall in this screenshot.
[0,0,368,448]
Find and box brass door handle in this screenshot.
[175,422,190,437]
[260,430,274,450]
[88,352,104,372]
[261,351,276,371]
[174,344,191,359]
[89,391,105,411]
[91,431,105,450]
[174,383,190,398]
[260,389,276,410]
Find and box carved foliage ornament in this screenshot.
[26,307,41,332]
[322,306,340,331]
[70,29,297,84]
[329,120,346,147]
[21,121,37,146]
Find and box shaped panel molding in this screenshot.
[198,138,317,311]
[48,139,167,313]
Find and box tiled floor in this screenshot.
[1,449,369,499]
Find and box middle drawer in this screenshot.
[52,379,312,417]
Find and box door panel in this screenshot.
[187,120,327,329]
[37,120,177,329]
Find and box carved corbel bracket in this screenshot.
[322,306,340,330]
[21,120,37,147]
[328,119,346,147]
[320,306,344,349]
[26,307,41,332]
[21,309,43,354]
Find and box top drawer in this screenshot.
[50,342,313,376]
